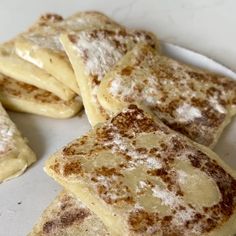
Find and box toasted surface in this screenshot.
[0,43,75,101]
[14,11,123,94]
[45,105,236,236]
[98,44,236,147]
[61,28,159,125]
[0,103,36,183]
[29,190,109,236]
[0,73,82,118]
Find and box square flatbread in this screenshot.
[98,44,236,147]
[29,190,109,236]
[14,12,123,95]
[0,73,82,119]
[0,42,75,101]
[0,103,36,183]
[60,28,159,125]
[45,104,236,236]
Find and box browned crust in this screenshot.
[0,74,75,105]
[48,105,236,235]
[100,44,236,146]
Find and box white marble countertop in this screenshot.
[0,0,235,71]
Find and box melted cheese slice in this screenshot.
[29,191,109,236]
[98,44,236,147]
[0,103,36,183]
[60,29,159,126]
[45,105,236,236]
[0,43,75,101]
[14,11,123,95]
[0,73,82,119]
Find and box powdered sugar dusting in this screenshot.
[142,76,160,105]
[22,11,120,54]
[54,105,236,235]
[73,29,156,109]
[177,170,188,184]
[152,185,196,228]
[139,181,147,189]
[146,157,162,169]
[0,107,16,154]
[102,44,236,147]
[209,96,226,114]
[110,76,137,99]
[75,31,123,80]
[134,203,144,210]
[110,75,159,106]
[105,127,163,170]
[176,103,202,122]
[172,207,195,226]
[109,76,123,95]
[152,185,181,207]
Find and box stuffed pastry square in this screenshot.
[45,105,236,236]
[98,44,236,147]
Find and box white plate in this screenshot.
[0,21,236,236]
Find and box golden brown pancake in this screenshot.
[45,104,236,236]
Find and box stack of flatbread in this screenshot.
[0,13,91,119]
[1,10,236,235]
[0,12,125,183]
